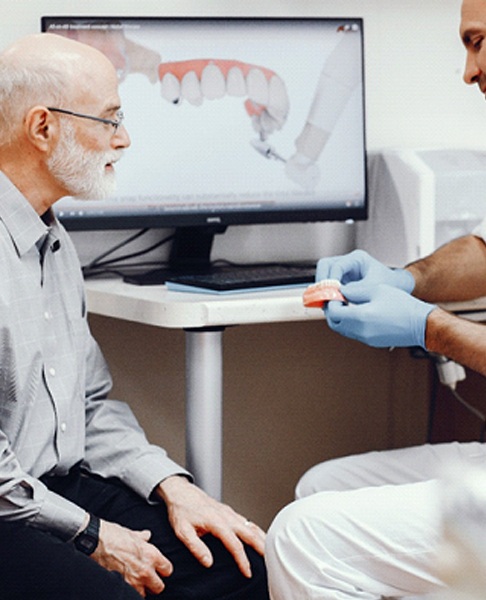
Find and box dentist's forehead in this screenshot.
[461,0,486,39]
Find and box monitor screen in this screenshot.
[42,16,367,233]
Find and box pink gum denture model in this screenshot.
[303,279,346,308]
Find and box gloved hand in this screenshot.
[325,283,436,348]
[316,250,415,294]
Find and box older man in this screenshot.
[266,0,486,598]
[0,33,268,599]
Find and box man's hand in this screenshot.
[92,520,173,598]
[316,249,415,293]
[326,283,436,348]
[157,476,265,578]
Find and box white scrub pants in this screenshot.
[265,442,486,599]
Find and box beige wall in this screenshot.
[89,313,431,529]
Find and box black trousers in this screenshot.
[0,469,269,600]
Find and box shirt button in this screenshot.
[60,422,67,432]
[44,311,50,320]
[49,367,56,377]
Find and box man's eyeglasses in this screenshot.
[47,107,124,133]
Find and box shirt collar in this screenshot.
[0,171,52,257]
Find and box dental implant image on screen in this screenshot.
[286,25,361,191]
[159,58,289,141]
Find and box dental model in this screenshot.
[158,59,290,140]
[286,24,361,191]
[303,279,346,308]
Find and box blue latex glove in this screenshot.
[325,283,436,348]
[316,250,415,293]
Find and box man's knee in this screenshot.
[266,501,303,564]
[295,463,325,498]
[267,496,329,570]
[266,501,303,595]
[266,496,344,598]
[0,522,140,600]
[267,489,357,565]
[295,457,351,498]
[295,451,391,499]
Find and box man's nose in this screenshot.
[112,124,131,149]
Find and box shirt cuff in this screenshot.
[119,448,193,504]
[32,488,87,541]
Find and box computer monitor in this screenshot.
[42,15,367,280]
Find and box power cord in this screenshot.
[415,349,486,442]
[82,229,175,279]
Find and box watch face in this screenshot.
[74,515,99,555]
[77,534,96,553]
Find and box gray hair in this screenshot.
[0,60,74,146]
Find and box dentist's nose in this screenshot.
[463,51,481,85]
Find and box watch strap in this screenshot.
[73,514,100,555]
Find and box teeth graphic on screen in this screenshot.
[200,64,226,100]
[226,67,246,97]
[158,59,289,135]
[181,71,204,106]
[160,72,181,103]
[268,76,288,122]
[246,68,269,107]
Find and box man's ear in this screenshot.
[24,106,58,152]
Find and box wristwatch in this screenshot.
[73,514,100,555]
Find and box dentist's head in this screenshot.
[461,0,486,93]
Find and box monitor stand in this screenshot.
[123,225,227,286]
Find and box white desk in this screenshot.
[85,278,486,500]
[85,279,323,500]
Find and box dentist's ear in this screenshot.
[24,106,59,152]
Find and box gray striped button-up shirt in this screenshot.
[0,172,189,541]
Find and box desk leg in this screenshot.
[185,327,224,501]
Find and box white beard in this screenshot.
[47,121,122,200]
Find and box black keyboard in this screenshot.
[166,264,316,291]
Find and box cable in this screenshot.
[447,385,486,442]
[82,230,175,279]
[87,232,175,269]
[433,355,486,443]
[412,349,486,443]
[84,228,150,270]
